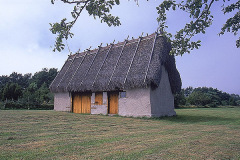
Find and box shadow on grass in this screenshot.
[146,114,238,125]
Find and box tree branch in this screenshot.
[66,0,90,34]
[52,0,89,4]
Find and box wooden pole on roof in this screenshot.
[66,53,87,90]
[108,37,129,86]
[79,44,102,88]
[92,42,114,87]
[123,34,142,85]
[67,43,101,91]
[87,46,92,51]
[143,32,159,83]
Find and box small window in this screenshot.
[120,91,126,98]
[95,92,103,105]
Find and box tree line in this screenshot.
[0,68,58,110]
[175,87,240,108]
[1,68,239,109]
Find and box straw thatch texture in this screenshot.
[50,33,181,94]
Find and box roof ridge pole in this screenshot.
[143,32,158,83]
[79,45,102,88]
[57,54,77,89]
[66,53,87,90]
[123,35,142,85]
[92,44,114,87]
[107,38,128,86]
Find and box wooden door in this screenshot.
[73,93,91,113]
[73,94,82,113]
[108,92,119,114]
[81,93,91,113]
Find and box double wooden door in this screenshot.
[72,93,91,113]
[72,92,119,114]
[108,92,119,114]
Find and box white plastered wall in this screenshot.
[53,65,175,117]
[119,88,151,117]
[150,65,176,117]
[54,92,71,112]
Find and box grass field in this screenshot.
[0,108,240,160]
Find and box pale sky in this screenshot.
[0,0,239,95]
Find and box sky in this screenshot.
[0,0,239,95]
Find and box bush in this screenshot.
[174,91,186,108]
[236,100,240,106]
[0,101,5,109]
[207,102,218,108]
[2,100,53,110]
[187,91,211,106]
[4,101,26,109]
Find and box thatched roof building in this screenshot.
[50,33,181,117]
[50,33,181,94]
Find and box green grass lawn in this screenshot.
[0,108,240,159]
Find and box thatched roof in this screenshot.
[50,33,181,94]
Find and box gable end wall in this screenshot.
[150,65,176,117]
